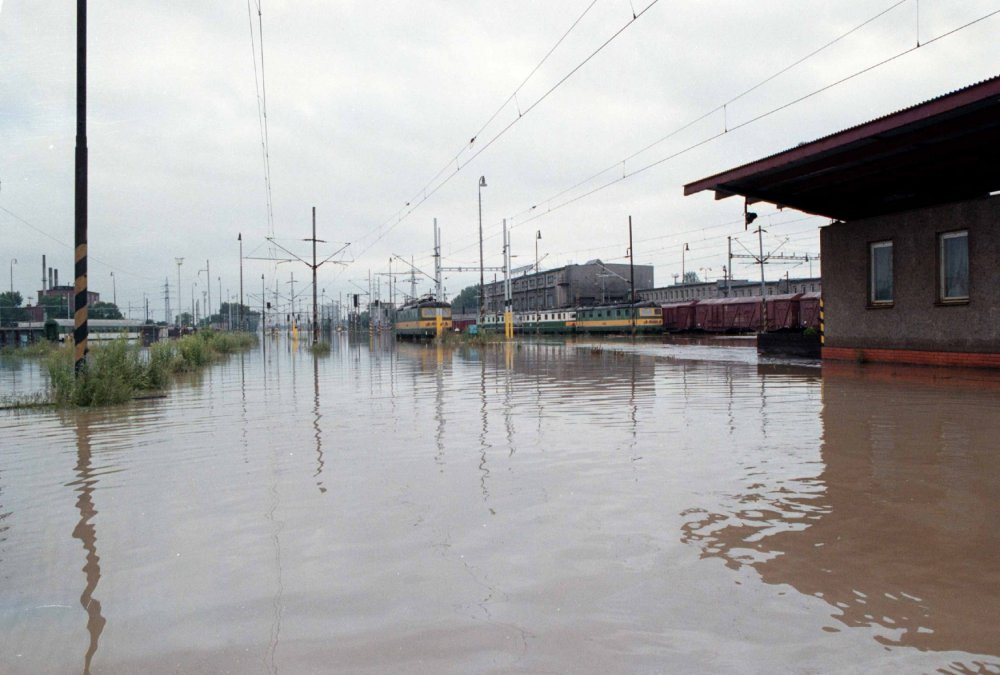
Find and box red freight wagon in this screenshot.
[662,300,699,332]
[723,296,763,332]
[691,297,763,332]
[797,292,822,330]
[765,293,803,331]
[692,298,729,332]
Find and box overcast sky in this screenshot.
[2,0,998,318]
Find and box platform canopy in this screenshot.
[684,75,1000,221]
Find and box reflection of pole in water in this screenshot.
[313,356,326,493]
[70,413,106,675]
[628,355,639,480]
[503,343,516,459]
[434,346,446,469]
[265,443,284,672]
[241,354,249,465]
[478,357,491,505]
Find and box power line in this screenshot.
[502,5,1000,231]
[246,0,276,244]
[347,0,663,261]
[0,205,160,282]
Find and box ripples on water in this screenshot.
[0,336,997,673]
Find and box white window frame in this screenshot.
[938,230,969,302]
[869,240,893,306]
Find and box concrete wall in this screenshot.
[821,196,1000,354]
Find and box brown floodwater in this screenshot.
[1,336,998,673]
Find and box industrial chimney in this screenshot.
[42,255,47,291]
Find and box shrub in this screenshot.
[43,332,256,408]
[310,341,331,356]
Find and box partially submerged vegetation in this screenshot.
[309,341,331,355]
[435,330,507,346]
[41,330,257,407]
[0,340,58,359]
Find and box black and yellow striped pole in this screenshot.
[819,296,825,347]
[74,0,89,374]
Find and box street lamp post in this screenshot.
[681,243,689,282]
[7,258,16,326]
[238,233,244,332]
[206,260,211,320]
[478,175,487,326]
[175,258,184,327]
[191,281,197,328]
[110,270,116,307]
[535,230,542,272]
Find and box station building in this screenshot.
[479,260,653,313]
[685,75,1000,368]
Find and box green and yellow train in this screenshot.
[481,301,662,336]
[394,299,452,338]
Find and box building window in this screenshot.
[869,240,893,305]
[939,230,969,302]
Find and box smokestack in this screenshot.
[55,269,59,288]
[48,268,53,290]
[42,255,47,291]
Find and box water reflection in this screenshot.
[312,356,326,493]
[478,357,491,506]
[681,365,1000,663]
[4,338,998,671]
[67,412,107,674]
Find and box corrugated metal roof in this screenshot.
[684,74,1000,220]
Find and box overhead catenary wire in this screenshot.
[345,0,662,263]
[339,4,997,297]
[505,0,914,226]
[504,5,1000,232]
[246,0,276,253]
[0,205,161,282]
[421,0,944,266]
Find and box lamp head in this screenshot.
[479,176,487,188]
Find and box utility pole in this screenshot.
[433,218,442,301]
[477,176,487,326]
[503,219,512,338]
[287,272,296,330]
[727,236,732,297]
[311,207,319,344]
[175,258,184,327]
[410,255,416,302]
[757,224,767,331]
[238,233,244,331]
[258,208,348,342]
[73,0,89,374]
[628,215,635,336]
[205,259,211,320]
